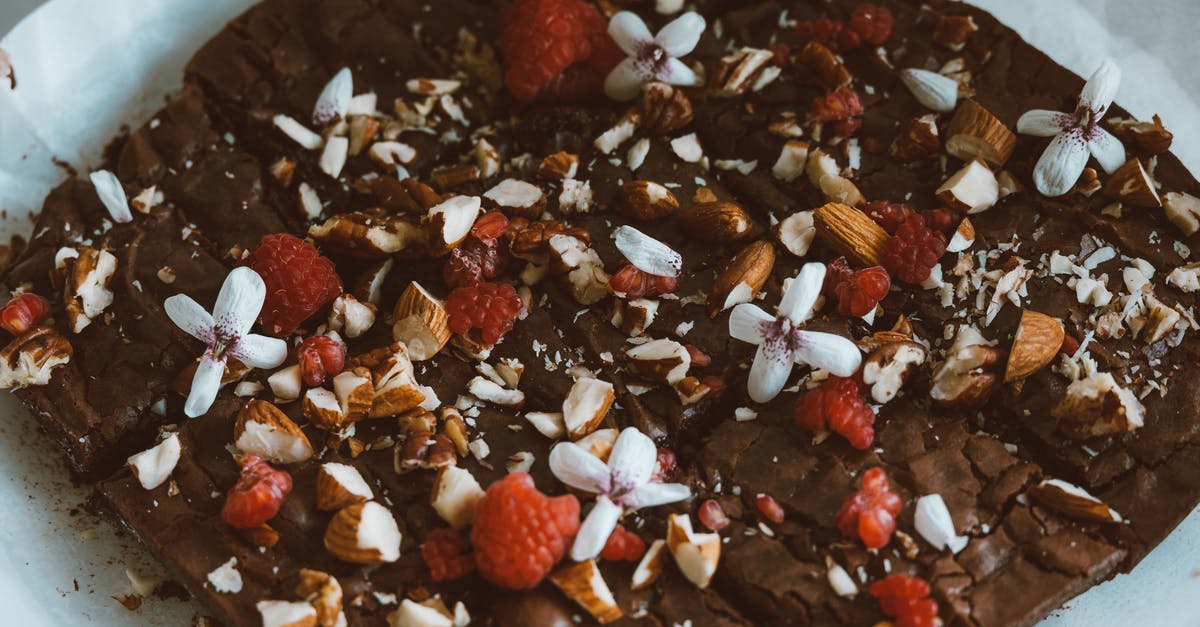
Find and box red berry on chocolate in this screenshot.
[247,234,342,338]
[296,335,345,387]
[444,236,510,288]
[0,293,50,336]
[756,494,785,524]
[796,17,850,51]
[653,447,677,481]
[469,473,580,589]
[769,42,793,68]
[499,0,621,103]
[445,281,523,345]
[863,201,913,234]
[685,344,712,367]
[882,213,948,284]
[609,262,677,299]
[834,266,891,317]
[421,527,476,582]
[871,574,938,627]
[836,468,903,549]
[471,211,510,241]
[794,376,876,449]
[924,207,957,234]
[811,87,863,123]
[848,3,895,45]
[600,524,646,562]
[835,26,863,51]
[221,455,292,529]
[698,498,731,531]
[1061,333,1081,357]
[823,257,854,297]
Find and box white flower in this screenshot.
[165,267,288,418]
[728,262,862,403]
[604,11,706,101]
[1017,59,1126,198]
[549,427,690,561]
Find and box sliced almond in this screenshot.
[678,201,753,241]
[324,501,402,564]
[235,400,314,464]
[626,339,691,385]
[392,282,451,361]
[424,196,482,256]
[316,463,374,511]
[945,100,1016,167]
[1028,479,1122,524]
[666,514,721,589]
[631,539,668,590]
[616,180,680,220]
[562,377,615,439]
[937,159,999,214]
[430,465,484,529]
[708,240,775,317]
[126,433,181,490]
[813,202,889,266]
[482,179,546,218]
[1004,310,1064,382]
[467,376,525,407]
[549,560,623,624]
[1102,158,1161,207]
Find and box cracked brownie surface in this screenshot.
[3,0,1200,625]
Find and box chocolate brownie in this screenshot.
[2,0,1199,625]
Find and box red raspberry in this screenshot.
[822,257,854,298]
[247,234,342,338]
[794,376,876,449]
[609,262,677,299]
[924,208,958,235]
[836,468,903,549]
[0,293,50,335]
[756,494,785,524]
[863,201,913,234]
[445,281,523,345]
[848,3,895,45]
[469,473,580,589]
[835,26,863,52]
[811,87,864,123]
[653,447,677,482]
[600,524,646,562]
[698,498,730,531]
[221,455,292,529]
[421,527,476,582]
[882,213,948,284]
[500,0,622,103]
[297,335,345,387]
[871,574,938,627]
[797,18,851,52]
[444,236,511,288]
[834,266,891,317]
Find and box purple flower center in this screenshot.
[758,317,804,361]
[638,43,669,78]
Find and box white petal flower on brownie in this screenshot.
[312,67,352,126]
[549,426,690,561]
[165,267,288,418]
[1016,59,1126,197]
[728,262,862,403]
[604,11,706,101]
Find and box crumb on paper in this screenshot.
[0,48,14,89]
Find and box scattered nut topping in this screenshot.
[631,539,668,590]
[323,501,402,564]
[771,140,810,183]
[708,240,775,316]
[892,114,941,161]
[1108,115,1173,155]
[711,47,777,97]
[814,202,889,266]
[626,338,692,385]
[678,201,752,241]
[349,343,426,418]
[273,114,324,150]
[913,494,969,553]
[425,196,483,256]
[1162,191,1200,235]
[1052,371,1145,438]
[538,151,579,180]
[639,82,694,135]
[309,210,424,259]
[1028,478,1122,524]
[1102,158,1161,207]
[257,600,317,627]
[945,100,1016,167]
[482,179,545,218]
[594,110,641,154]
[861,341,927,404]
[236,400,315,464]
[392,282,451,361]
[1005,310,1064,382]
[937,159,1000,214]
[295,569,345,627]
[62,246,117,333]
[431,465,484,529]
[548,234,611,305]
[616,180,680,220]
[562,377,615,439]
[666,514,721,588]
[900,68,958,113]
[929,325,1004,410]
[0,325,72,389]
[126,433,182,491]
[316,463,374,512]
[776,210,816,257]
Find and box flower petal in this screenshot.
[748,342,793,403]
[728,304,772,345]
[229,333,288,369]
[778,263,825,324]
[625,482,691,509]
[1016,110,1072,137]
[89,170,133,224]
[656,57,700,87]
[1032,129,1090,197]
[608,11,653,57]
[605,57,647,102]
[549,441,611,494]
[608,427,657,493]
[613,226,682,277]
[1080,59,1120,118]
[654,12,705,57]
[570,495,623,561]
[213,267,267,340]
[312,67,352,126]
[793,330,862,377]
[164,294,215,344]
[1087,127,1126,174]
[184,354,225,418]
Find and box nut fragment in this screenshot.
[945,100,1016,167]
[316,462,374,511]
[932,14,978,50]
[797,41,850,88]
[1052,371,1145,439]
[257,600,318,627]
[612,297,659,336]
[710,48,776,97]
[930,326,1004,410]
[1108,115,1173,155]
[616,181,679,220]
[431,465,484,529]
[892,114,941,161]
[349,343,426,418]
[776,210,816,257]
[937,159,1000,214]
[295,569,344,627]
[309,211,423,259]
[666,514,721,589]
[562,377,615,439]
[425,195,482,256]
[1102,158,1161,207]
[539,151,579,180]
[235,400,314,464]
[549,560,623,624]
[678,201,752,241]
[482,179,546,218]
[631,539,668,590]
[548,235,610,305]
[626,338,691,385]
[0,325,72,389]
[900,69,958,113]
[63,247,117,333]
[1163,191,1200,235]
[388,599,453,627]
[328,294,376,339]
[861,341,927,404]
[807,149,865,206]
[708,240,775,317]
[392,282,451,361]
[638,82,694,135]
[1028,479,1122,524]
[324,501,402,564]
[126,433,182,491]
[813,202,889,267]
[1004,310,1064,382]
[771,140,809,183]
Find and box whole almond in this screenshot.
[813,202,889,267]
[708,240,775,317]
[617,181,680,220]
[1004,310,1064,382]
[679,201,753,241]
[945,100,1016,167]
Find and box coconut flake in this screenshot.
[913,494,969,553]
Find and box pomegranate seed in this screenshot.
[871,574,938,627]
[756,494,785,524]
[698,498,730,531]
[471,212,510,241]
[835,468,902,549]
[1060,333,1081,357]
[0,293,50,335]
[296,335,345,387]
[221,455,292,529]
[653,448,677,481]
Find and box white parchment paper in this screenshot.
[0,0,1197,625]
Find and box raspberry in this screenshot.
[698,498,730,531]
[835,26,863,52]
[797,18,850,52]
[822,257,854,298]
[0,293,50,335]
[469,473,580,589]
[609,262,677,299]
[600,524,646,562]
[835,468,903,549]
[756,494,785,524]
[421,527,476,582]
[811,87,864,123]
[221,455,292,529]
[834,266,891,317]
[924,208,957,235]
[445,281,523,345]
[848,3,895,45]
[863,201,913,234]
[794,376,876,449]
[500,0,621,103]
[247,234,342,338]
[444,236,510,288]
[882,213,948,284]
[653,448,677,482]
[296,335,345,387]
[871,575,938,627]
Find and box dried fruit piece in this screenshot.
[835,467,902,549]
[445,281,522,345]
[697,498,731,531]
[297,336,346,387]
[469,472,581,589]
[600,525,646,562]
[0,293,50,336]
[756,494,785,524]
[794,375,876,449]
[222,455,293,529]
[248,234,343,337]
[833,265,891,317]
[870,574,939,627]
[421,527,476,582]
[881,213,947,284]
